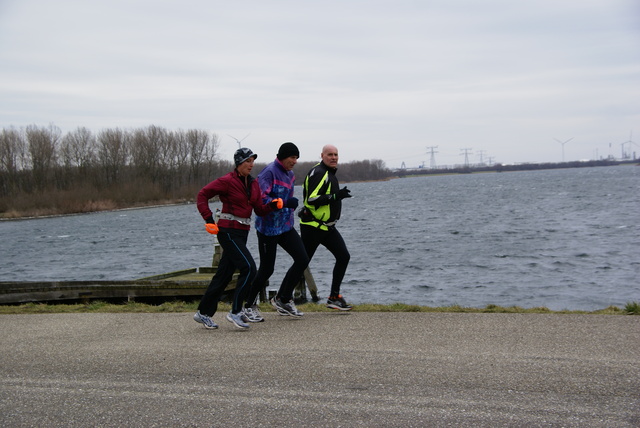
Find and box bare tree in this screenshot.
[187,130,219,182]
[0,127,27,173]
[158,129,178,173]
[203,132,223,179]
[157,129,180,193]
[206,132,220,163]
[97,128,129,185]
[130,125,166,183]
[371,159,388,180]
[25,124,61,190]
[172,129,191,187]
[60,127,96,172]
[0,127,28,195]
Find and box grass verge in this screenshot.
[0,301,638,315]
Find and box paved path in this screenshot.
[0,312,638,427]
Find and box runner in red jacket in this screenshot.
[193,147,282,330]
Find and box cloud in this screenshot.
[1,0,638,167]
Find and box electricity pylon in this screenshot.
[426,146,438,169]
[460,148,473,167]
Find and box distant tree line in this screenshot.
[394,158,624,178]
[293,158,390,185]
[0,124,391,218]
[492,159,623,172]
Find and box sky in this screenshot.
[1,0,638,168]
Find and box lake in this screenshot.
[1,165,638,310]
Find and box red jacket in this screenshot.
[197,171,272,231]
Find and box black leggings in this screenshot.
[300,224,350,298]
[244,228,310,304]
[198,228,256,316]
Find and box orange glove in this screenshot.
[205,223,219,235]
[270,198,284,210]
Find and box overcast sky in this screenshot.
[1,0,638,168]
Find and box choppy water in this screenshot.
[1,165,639,310]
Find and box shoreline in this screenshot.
[1,300,637,315]
[0,200,194,222]
[4,162,637,221]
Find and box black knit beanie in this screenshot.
[277,142,300,160]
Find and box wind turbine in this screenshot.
[228,133,251,149]
[554,137,573,162]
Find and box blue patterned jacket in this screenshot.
[255,159,297,236]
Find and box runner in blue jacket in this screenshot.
[242,142,309,321]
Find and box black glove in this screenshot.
[336,186,352,200]
[285,197,299,209]
[204,216,215,224]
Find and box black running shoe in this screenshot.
[326,295,352,311]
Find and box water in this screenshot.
[1,165,639,310]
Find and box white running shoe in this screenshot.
[243,305,264,322]
[193,311,219,329]
[226,311,250,329]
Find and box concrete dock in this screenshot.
[0,311,638,427]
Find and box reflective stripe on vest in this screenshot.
[301,169,332,231]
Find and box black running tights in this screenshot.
[244,228,310,304]
[300,224,350,298]
[197,228,256,316]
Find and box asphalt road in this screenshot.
[1,311,638,427]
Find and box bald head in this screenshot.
[321,145,339,169]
